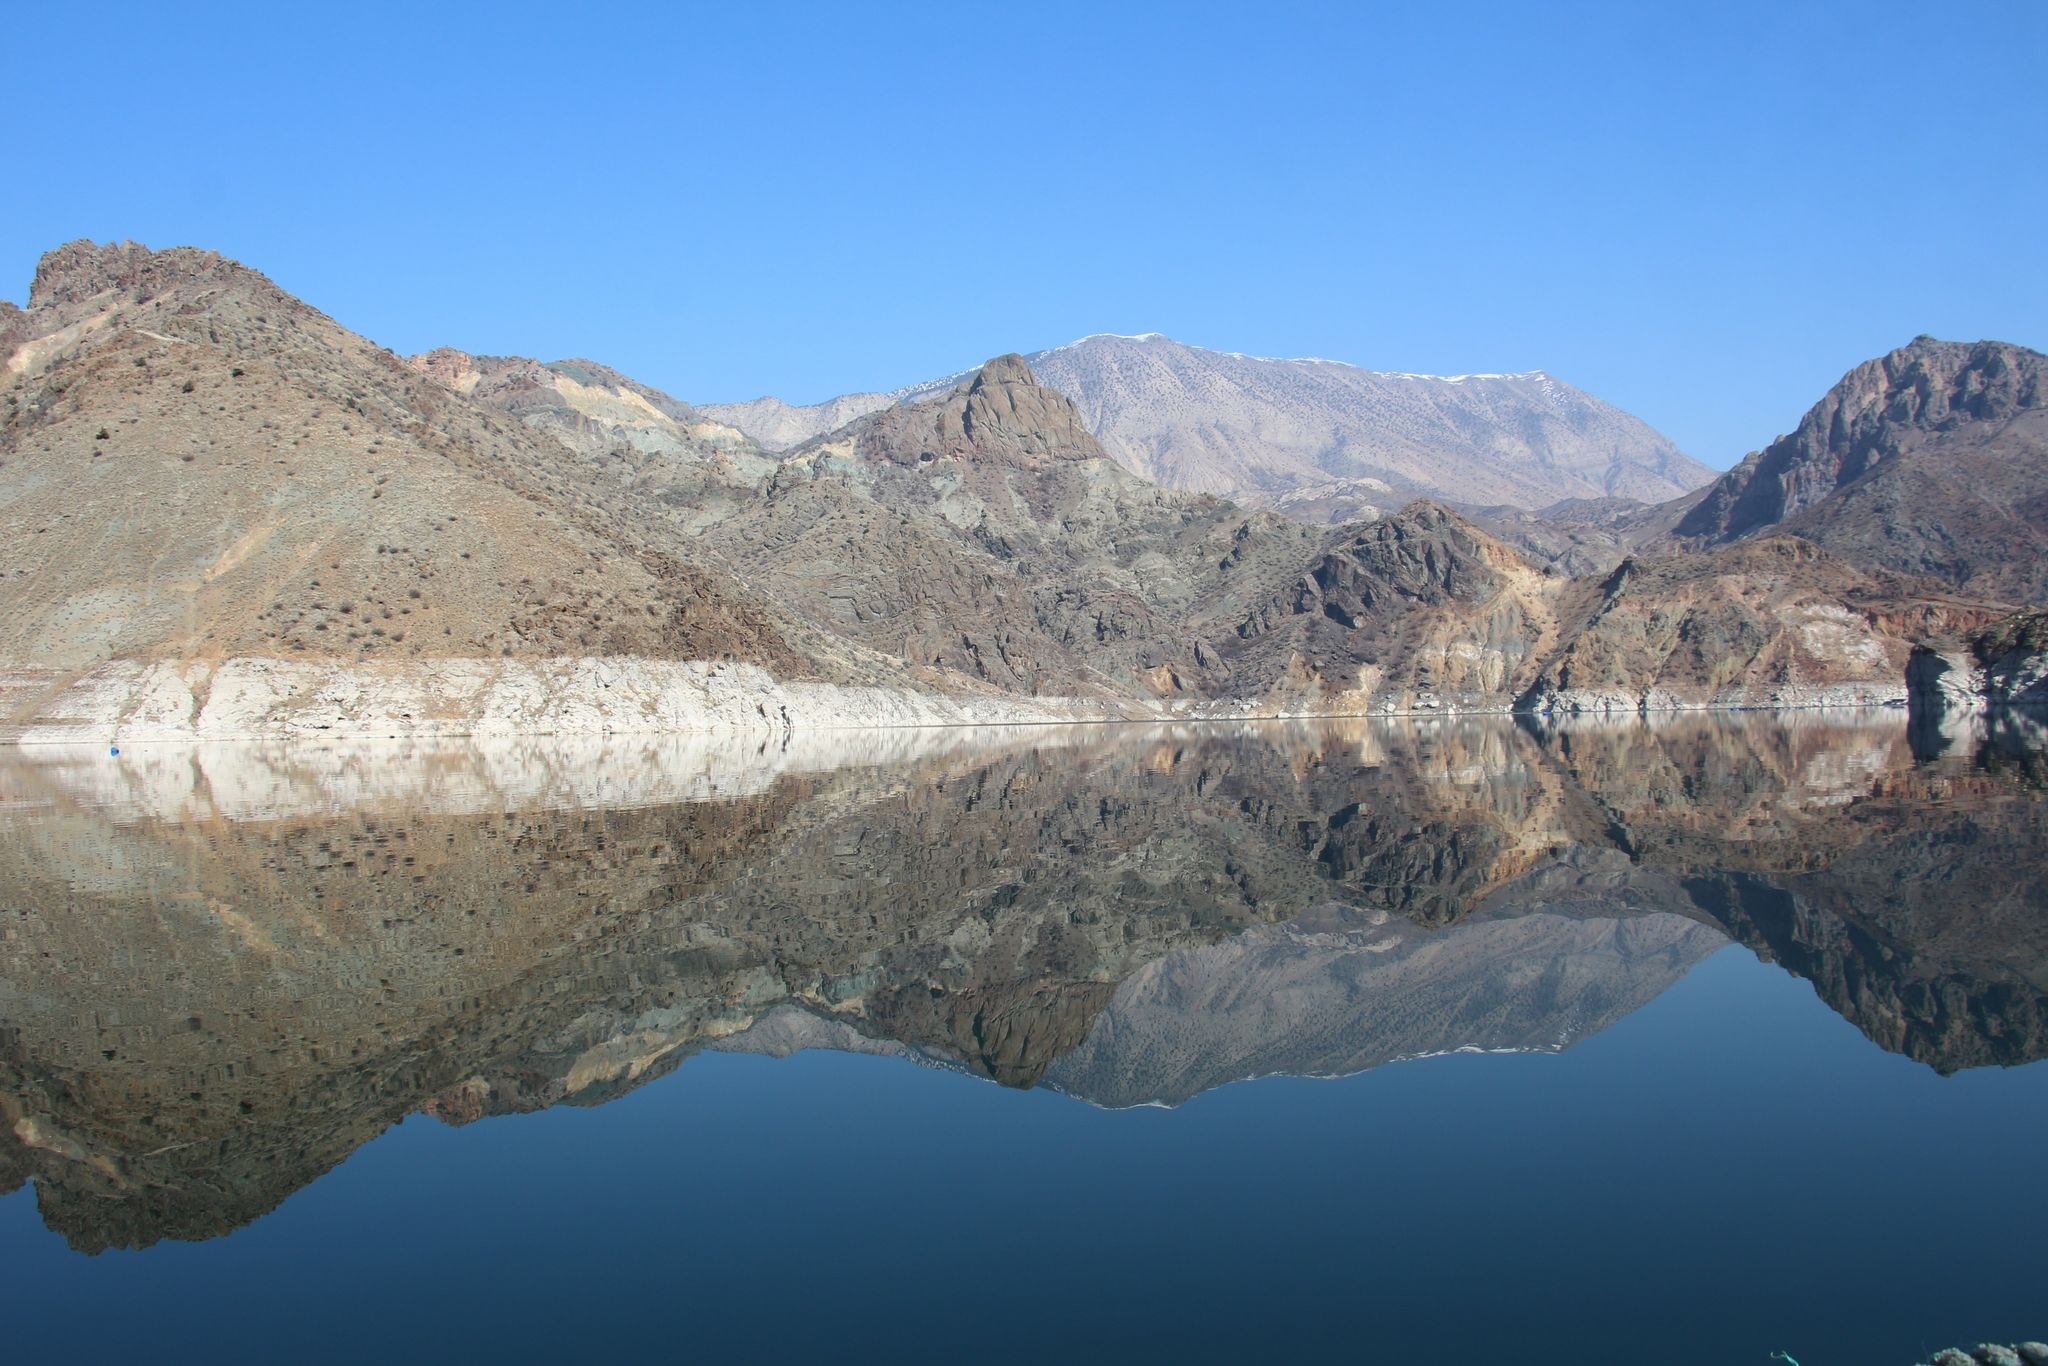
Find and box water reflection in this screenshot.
[2,711,2043,1251]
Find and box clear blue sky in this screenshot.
[6,1,2044,468]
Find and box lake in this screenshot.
[1,712,2043,1363]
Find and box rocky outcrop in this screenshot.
[1909,608,2048,715]
[847,353,1104,469]
[26,239,254,313]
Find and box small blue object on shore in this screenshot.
[110,746,119,756]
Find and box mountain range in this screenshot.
[699,331,1717,516]
[1,239,2043,738]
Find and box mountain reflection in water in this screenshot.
[1,711,2044,1256]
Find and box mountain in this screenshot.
[702,332,1717,518]
[1500,337,2048,710]
[0,240,820,685]
[619,351,1559,712]
[7,240,2042,734]
[0,243,1561,731]
[1668,337,2048,599]
[0,242,1142,738]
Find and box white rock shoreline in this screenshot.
[2,656,1913,746]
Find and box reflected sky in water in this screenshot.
[1,712,2044,1362]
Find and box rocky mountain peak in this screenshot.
[954,353,1102,460]
[1675,336,2048,546]
[1843,336,2044,435]
[27,239,259,312]
[844,352,1106,469]
[1319,499,1508,606]
[970,352,1036,387]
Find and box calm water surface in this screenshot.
[1,714,2043,1363]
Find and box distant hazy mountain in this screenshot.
[698,389,902,450]
[701,332,1715,518]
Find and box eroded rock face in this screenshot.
[27,240,252,314]
[1969,610,2048,704]
[1909,608,2048,717]
[1907,643,1989,712]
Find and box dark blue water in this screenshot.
[1,717,2043,1363]
[4,948,2041,1363]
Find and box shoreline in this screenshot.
[2,655,1922,746]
